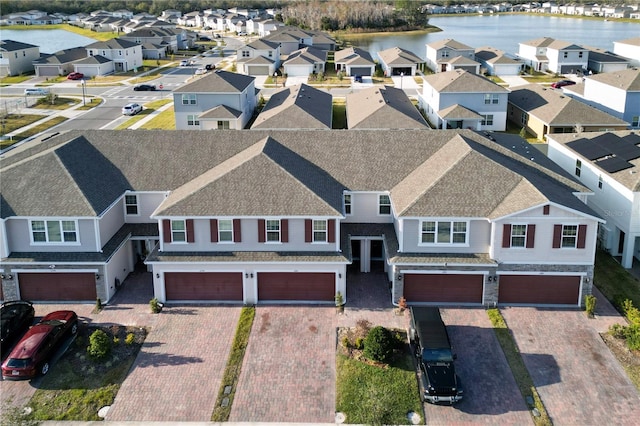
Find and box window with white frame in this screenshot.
[520,112,528,125]
[313,220,327,242]
[181,94,197,105]
[266,220,280,242]
[218,219,233,242]
[171,220,186,242]
[125,194,138,215]
[31,220,77,243]
[484,93,499,104]
[420,220,467,244]
[187,115,199,126]
[379,194,391,215]
[481,114,494,125]
[632,116,639,127]
[510,224,527,247]
[344,194,352,215]
[441,50,449,58]
[562,225,578,248]
[217,120,230,129]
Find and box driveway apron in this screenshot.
[105,305,241,422]
[502,307,640,425]
[424,308,532,425]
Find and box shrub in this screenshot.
[354,319,371,341]
[622,299,640,325]
[342,336,350,349]
[113,336,120,345]
[125,332,136,345]
[335,291,344,307]
[87,329,111,359]
[364,326,394,363]
[584,294,597,317]
[149,298,162,313]
[626,325,640,350]
[95,297,102,312]
[354,337,364,350]
[609,323,627,339]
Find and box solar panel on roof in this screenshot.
[621,133,640,146]
[599,136,640,161]
[595,156,634,173]
[567,139,611,160]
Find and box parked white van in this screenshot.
[24,88,49,96]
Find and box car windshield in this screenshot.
[6,358,32,368]
[422,348,453,362]
[40,319,65,326]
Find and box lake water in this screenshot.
[0,29,97,54]
[347,14,639,59]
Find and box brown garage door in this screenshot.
[499,275,581,305]
[19,272,96,301]
[165,272,243,301]
[258,272,335,302]
[404,274,483,304]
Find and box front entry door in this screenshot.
[619,230,626,255]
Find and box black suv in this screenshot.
[1,301,35,356]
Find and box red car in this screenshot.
[1,310,78,380]
[67,72,84,80]
[550,79,576,89]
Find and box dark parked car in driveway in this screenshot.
[551,79,576,88]
[133,84,156,91]
[1,301,35,356]
[1,310,78,380]
[205,64,215,71]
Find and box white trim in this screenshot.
[94,217,101,252]
[401,270,488,275]
[147,260,349,266]
[496,271,587,276]
[2,219,9,258]
[499,260,594,265]
[13,268,99,274]
[491,201,604,223]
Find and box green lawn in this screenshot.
[10,116,67,143]
[594,250,640,311]
[333,103,347,129]
[32,97,80,110]
[336,350,423,425]
[138,107,175,130]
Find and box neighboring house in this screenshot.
[564,68,640,129]
[253,18,283,36]
[334,47,376,77]
[585,47,631,74]
[72,55,114,77]
[282,46,327,77]
[420,69,510,131]
[178,11,200,27]
[425,38,476,73]
[475,46,523,76]
[236,39,281,76]
[86,38,143,73]
[0,128,601,308]
[306,30,336,51]
[119,28,182,55]
[508,84,629,139]
[160,9,182,23]
[518,37,589,74]
[251,83,332,129]
[613,37,640,67]
[173,70,257,130]
[263,26,314,55]
[547,131,640,268]
[377,47,423,76]
[0,40,39,77]
[32,47,87,77]
[346,85,429,129]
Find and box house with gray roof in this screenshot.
[32,47,87,77]
[474,46,523,76]
[283,46,327,77]
[236,39,281,76]
[547,131,640,269]
[334,47,375,77]
[346,85,429,129]
[564,68,640,129]
[377,46,423,76]
[119,27,186,55]
[263,26,314,55]
[613,37,640,67]
[508,83,629,139]
[173,70,257,130]
[0,128,601,308]
[86,38,143,73]
[0,40,39,77]
[518,37,589,74]
[425,38,477,73]
[251,84,332,129]
[585,46,631,74]
[420,69,510,131]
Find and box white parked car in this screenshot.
[122,103,142,116]
[24,88,49,96]
[180,59,190,67]
[195,67,206,75]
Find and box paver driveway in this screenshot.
[423,308,532,425]
[502,307,640,425]
[229,305,336,422]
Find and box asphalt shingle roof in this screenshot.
[251,84,332,129]
[174,70,255,93]
[377,47,423,66]
[346,85,428,129]
[423,69,510,93]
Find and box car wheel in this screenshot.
[71,322,78,335]
[41,362,49,376]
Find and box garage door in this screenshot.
[19,272,96,301]
[499,275,581,305]
[248,65,270,75]
[258,272,334,302]
[392,67,412,76]
[350,67,372,76]
[36,66,60,76]
[404,274,483,304]
[165,272,243,301]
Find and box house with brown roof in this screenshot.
[425,38,478,73]
[547,131,640,269]
[508,83,629,139]
[0,128,602,308]
[346,86,429,129]
[377,47,423,76]
[420,69,510,131]
[474,46,523,76]
[251,84,332,129]
[173,70,257,130]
